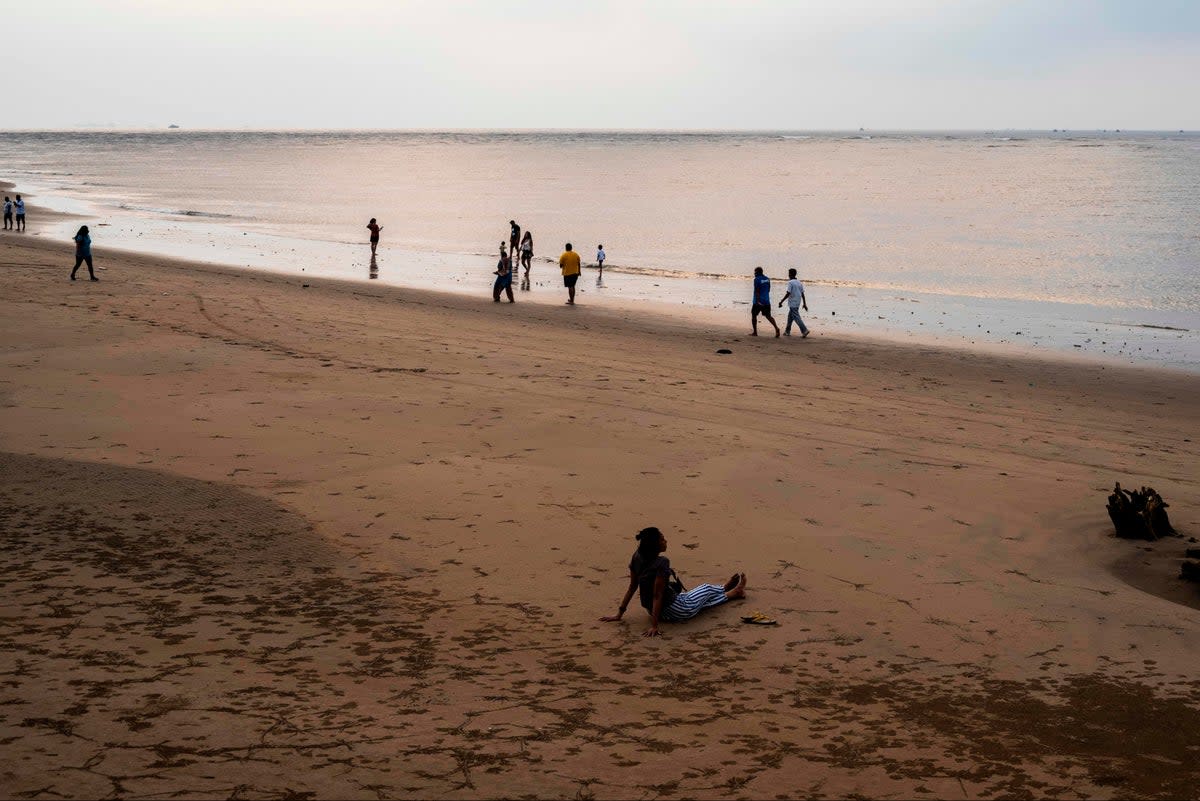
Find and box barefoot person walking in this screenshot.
[14,194,26,232]
[595,244,606,285]
[778,268,810,337]
[366,218,382,255]
[3,196,12,230]
[70,226,97,281]
[559,242,581,304]
[751,267,780,337]
[600,526,747,638]
[509,220,521,259]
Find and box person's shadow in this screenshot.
[369,254,379,280]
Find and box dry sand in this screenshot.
[1,231,1199,800]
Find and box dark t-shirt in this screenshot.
[630,552,673,611]
[753,274,771,305]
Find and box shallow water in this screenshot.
[4,129,1199,369]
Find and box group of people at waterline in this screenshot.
[48,204,812,338]
[489,219,603,306]
[374,217,811,335]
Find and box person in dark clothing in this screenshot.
[509,220,521,260]
[70,225,97,281]
[751,266,780,337]
[367,218,383,255]
[493,242,515,303]
[600,526,746,637]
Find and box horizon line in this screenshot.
[6,126,1197,134]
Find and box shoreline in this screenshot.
[9,173,1200,374]
[8,227,1200,382]
[3,213,1200,798]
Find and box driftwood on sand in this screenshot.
[1106,482,1176,540]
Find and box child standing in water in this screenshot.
[596,244,606,284]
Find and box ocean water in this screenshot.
[3,130,1199,368]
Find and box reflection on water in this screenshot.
[369,253,378,280]
[2,130,1198,312]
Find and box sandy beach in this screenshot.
[2,229,1199,799]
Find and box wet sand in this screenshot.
[1,233,1199,799]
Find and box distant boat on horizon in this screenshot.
[168,124,180,129]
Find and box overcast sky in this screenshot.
[9,0,1199,129]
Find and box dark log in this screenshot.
[1106,482,1177,540]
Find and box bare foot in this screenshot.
[723,573,740,592]
[725,572,747,601]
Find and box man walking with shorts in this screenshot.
[559,242,581,304]
[3,196,12,230]
[14,195,25,231]
[509,220,521,258]
[778,268,810,337]
[751,267,780,337]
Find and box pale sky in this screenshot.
[9,0,1199,129]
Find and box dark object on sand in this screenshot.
[1106,482,1176,540]
[1181,561,1200,583]
[1186,548,1200,559]
[716,348,732,355]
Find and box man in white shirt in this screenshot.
[14,195,26,231]
[778,268,810,337]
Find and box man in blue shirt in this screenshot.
[751,267,780,337]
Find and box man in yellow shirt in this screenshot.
[559,242,582,305]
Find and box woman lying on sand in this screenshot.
[600,526,746,637]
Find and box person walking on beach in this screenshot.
[14,195,25,232]
[596,244,606,285]
[509,220,521,259]
[70,225,97,281]
[559,242,582,304]
[600,526,747,638]
[366,218,382,255]
[493,242,515,303]
[751,267,780,337]
[519,230,533,290]
[778,268,810,338]
[3,196,12,230]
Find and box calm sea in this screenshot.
[3,130,1199,368]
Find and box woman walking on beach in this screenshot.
[493,242,515,303]
[600,526,746,637]
[70,226,97,281]
[519,230,533,290]
[366,218,383,255]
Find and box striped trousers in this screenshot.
[662,584,728,622]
